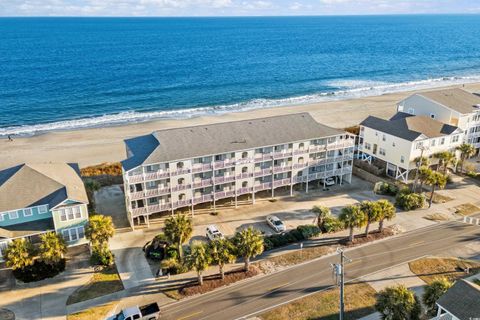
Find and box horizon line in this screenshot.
[1,12,480,18]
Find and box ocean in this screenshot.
[1,15,480,136]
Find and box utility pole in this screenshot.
[331,248,351,320]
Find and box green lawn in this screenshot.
[67,265,124,305]
[260,282,377,320]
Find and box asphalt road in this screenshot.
[161,220,480,320]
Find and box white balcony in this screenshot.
[193,178,213,188]
[254,168,272,177]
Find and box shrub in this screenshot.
[296,225,321,239]
[12,259,66,282]
[263,225,320,251]
[90,245,115,266]
[210,211,219,216]
[165,246,179,260]
[395,188,425,211]
[322,216,344,233]
[374,181,399,196]
[161,257,190,275]
[466,171,478,178]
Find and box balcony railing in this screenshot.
[254,182,272,191]
[171,184,191,192]
[237,187,253,195]
[273,165,292,173]
[193,178,213,188]
[254,168,272,177]
[254,153,273,161]
[170,168,191,176]
[214,190,236,200]
[273,178,291,187]
[192,163,212,173]
[193,194,213,204]
[236,172,254,179]
[131,203,171,217]
[214,175,236,184]
[145,187,170,197]
[172,200,192,208]
[273,151,293,158]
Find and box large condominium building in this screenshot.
[397,88,480,154]
[359,112,463,182]
[121,113,355,228]
[0,163,89,260]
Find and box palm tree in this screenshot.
[425,171,447,208]
[186,241,211,286]
[422,278,452,316]
[85,214,115,248]
[361,201,381,236]
[311,205,331,229]
[412,156,429,192]
[3,238,35,270]
[339,204,366,243]
[39,232,67,265]
[375,285,421,320]
[434,151,456,173]
[209,238,236,280]
[233,227,264,271]
[417,166,432,192]
[164,213,193,260]
[457,143,476,173]
[376,199,396,232]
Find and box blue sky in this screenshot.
[1,0,480,16]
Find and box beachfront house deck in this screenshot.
[0,163,89,260]
[358,112,464,182]
[121,113,355,229]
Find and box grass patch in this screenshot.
[67,301,117,320]
[409,257,480,284]
[67,265,124,305]
[259,282,376,320]
[259,246,334,270]
[454,203,480,216]
[428,193,454,204]
[163,289,183,300]
[424,213,450,221]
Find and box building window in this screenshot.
[379,148,386,156]
[451,135,459,143]
[364,143,371,150]
[8,211,18,219]
[440,137,445,145]
[242,152,248,159]
[176,162,184,169]
[23,208,33,217]
[382,134,386,142]
[392,142,396,147]
[39,205,48,214]
[178,178,185,185]
[400,156,405,163]
[62,226,85,242]
[242,167,248,173]
[179,193,186,201]
[299,142,305,149]
[430,139,436,147]
[59,206,82,222]
[242,181,248,188]
[416,142,424,149]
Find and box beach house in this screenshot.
[434,278,480,320]
[397,88,480,154]
[0,163,89,260]
[358,112,464,182]
[121,113,355,228]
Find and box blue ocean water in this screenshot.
[1,15,480,136]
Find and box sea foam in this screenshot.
[1,75,480,137]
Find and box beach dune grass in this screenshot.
[67,265,124,305]
[259,282,376,320]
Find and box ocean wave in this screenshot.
[2,74,480,137]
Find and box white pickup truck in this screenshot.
[108,303,160,320]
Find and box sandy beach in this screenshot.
[2,82,480,170]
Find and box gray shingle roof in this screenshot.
[437,279,480,320]
[0,163,88,212]
[122,113,344,171]
[360,112,460,142]
[417,88,480,114]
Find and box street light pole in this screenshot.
[332,248,351,320]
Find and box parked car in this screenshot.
[321,177,336,186]
[108,302,160,320]
[206,225,224,241]
[266,215,286,233]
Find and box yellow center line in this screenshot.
[408,241,426,247]
[177,310,203,320]
[269,282,291,291]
